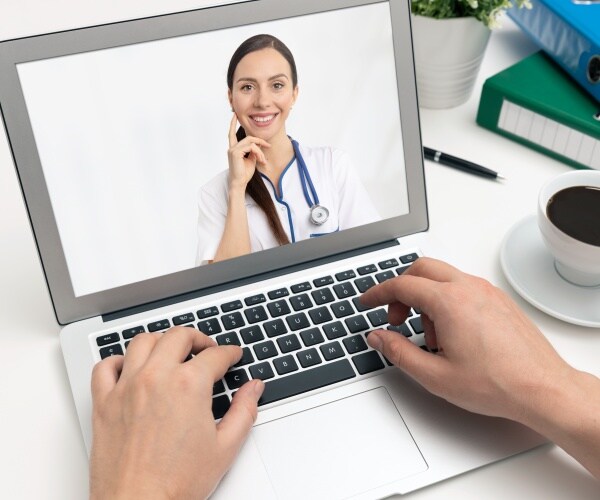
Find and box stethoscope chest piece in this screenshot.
[310,204,329,225]
[292,138,331,226]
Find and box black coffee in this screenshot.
[546,185,600,246]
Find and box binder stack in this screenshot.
[476,0,600,170]
[508,0,600,103]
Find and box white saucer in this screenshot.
[500,215,600,328]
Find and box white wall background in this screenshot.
[17,2,408,296]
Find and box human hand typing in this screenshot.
[361,257,572,422]
[89,327,264,499]
[363,257,600,479]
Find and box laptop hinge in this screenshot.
[102,238,399,322]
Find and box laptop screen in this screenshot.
[0,0,426,322]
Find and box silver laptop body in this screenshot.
[0,1,545,498]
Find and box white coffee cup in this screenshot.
[538,170,600,287]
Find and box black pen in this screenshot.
[423,146,505,181]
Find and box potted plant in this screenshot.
[411,0,531,109]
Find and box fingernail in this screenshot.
[253,379,265,398]
[368,332,382,351]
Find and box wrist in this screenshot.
[227,184,247,202]
[516,365,588,436]
[91,478,171,500]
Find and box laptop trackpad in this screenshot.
[252,387,428,500]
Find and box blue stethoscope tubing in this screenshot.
[291,139,330,225]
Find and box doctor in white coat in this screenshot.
[196,34,380,265]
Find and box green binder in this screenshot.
[476,51,600,170]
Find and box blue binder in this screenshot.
[508,0,600,104]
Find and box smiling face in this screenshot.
[228,48,298,142]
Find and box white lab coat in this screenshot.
[195,144,380,265]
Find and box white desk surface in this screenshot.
[1,2,598,498]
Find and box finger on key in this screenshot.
[148,327,217,366]
[91,355,125,405]
[120,332,161,379]
[188,344,243,386]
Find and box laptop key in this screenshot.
[253,340,278,360]
[249,362,275,381]
[197,318,222,335]
[291,282,312,293]
[343,335,368,354]
[352,297,372,312]
[222,300,243,312]
[234,347,254,367]
[289,294,313,311]
[300,327,325,346]
[240,325,265,344]
[225,369,249,390]
[344,315,369,333]
[244,294,266,306]
[99,343,124,359]
[286,312,310,331]
[212,395,230,420]
[273,355,299,375]
[308,306,333,325]
[357,264,377,275]
[331,300,354,318]
[268,288,289,300]
[313,276,334,287]
[375,270,395,283]
[378,258,399,269]
[388,323,412,337]
[311,288,335,305]
[277,334,302,353]
[244,305,268,324]
[396,266,411,275]
[216,331,241,346]
[352,351,385,375]
[259,359,356,406]
[221,312,245,330]
[323,321,347,340]
[197,306,219,319]
[173,313,195,325]
[367,308,388,327]
[122,326,145,339]
[267,300,291,317]
[399,253,419,264]
[264,318,288,337]
[213,379,225,395]
[148,320,170,332]
[320,341,345,361]
[354,276,376,293]
[297,348,322,368]
[96,332,120,347]
[333,282,357,299]
[335,270,356,281]
[409,317,424,334]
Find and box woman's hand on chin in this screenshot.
[227,113,270,191]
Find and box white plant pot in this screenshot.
[411,14,491,109]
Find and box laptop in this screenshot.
[0,0,546,498]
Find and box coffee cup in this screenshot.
[538,170,600,287]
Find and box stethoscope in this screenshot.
[291,139,330,225]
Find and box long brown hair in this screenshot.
[227,34,297,246]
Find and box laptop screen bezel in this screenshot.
[0,0,427,325]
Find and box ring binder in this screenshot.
[508,0,600,103]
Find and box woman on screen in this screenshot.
[195,34,380,265]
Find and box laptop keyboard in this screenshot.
[95,252,426,419]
